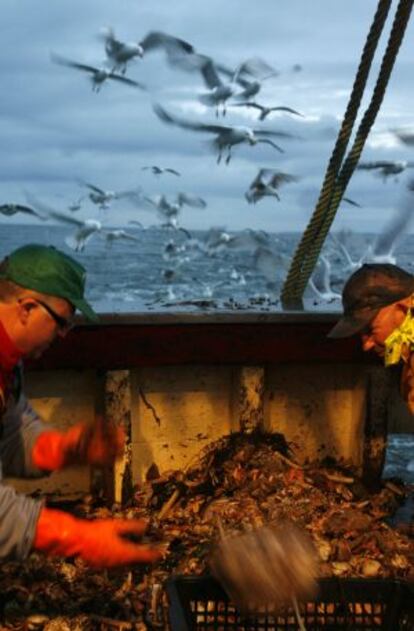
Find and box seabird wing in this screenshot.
[48,209,85,227]
[100,28,124,59]
[372,193,414,256]
[254,129,297,139]
[357,161,392,170]
[140,31,194,56]
[231,102,263,111]
[108,72,146,89]
[200,57,223,88]
[120,231,140,241]
[342,197,362,208]
[393,127,414,146]
[153,104,230,133]
[256,138,284,153]
[0,203,45,219]
[177,192,206,208]
[269,106,303,117]
[82,181,106,195]
[269,172,299,187]
[51,53,99,75]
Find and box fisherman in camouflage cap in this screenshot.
[329,263,414,413]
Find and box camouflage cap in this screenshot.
[328,263,414,338]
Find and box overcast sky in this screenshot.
[0,0,413,233]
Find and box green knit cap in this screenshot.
[0,244,98,322]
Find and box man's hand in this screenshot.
[32,416,125,471]
[34,508,163,568]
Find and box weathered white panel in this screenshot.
[3,362,375,496]
[266,363,367,467]
[131,366,234,481]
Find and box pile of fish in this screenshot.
[0,430,413,630]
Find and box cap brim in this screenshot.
[327,308,378,339]
[72,297,99,323]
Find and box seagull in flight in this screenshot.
[144,192,205,234]
[245,169,299,203]
[153,104,295,164]
[53,213,102,252]
[366,178,414,264]
[393,127,414,147]
[253,245,290,293]
[24,195,102,252]
[357,160,414,181]
[172,54,277,117]
[225,228,272,252]
[79,181,142,209]
[103,229,140,246]
[329,231,361,272]
[231,101,303,121]
[67,196,84,212]
[331,180,414,269]
[309,254,341,302]
[100,28,194,74]
[141,165,181,176]
[219,57,278,102]
[51,52,146,92]
[0,203,46,220]
[166,52,236,117]
[196,56,239,117]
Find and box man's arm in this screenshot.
[0,392,50,478]
[1,389,124,477]
[0,471,162,566]
[0,478,42,559]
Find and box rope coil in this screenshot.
[281,0,413,308]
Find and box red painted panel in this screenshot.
[26,319,376,371]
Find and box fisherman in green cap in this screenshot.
[0,244,162,566]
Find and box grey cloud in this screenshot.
[1,0,413,232]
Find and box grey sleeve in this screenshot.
[0,392,51,479]
[0,467,43,560]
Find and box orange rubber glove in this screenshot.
[33,507,163,568]
[32,417,125,471]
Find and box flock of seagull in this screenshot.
[2,25,414,303]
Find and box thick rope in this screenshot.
[289,0,414,300]
[280,0,393,307]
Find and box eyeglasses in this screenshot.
[35,300,75,332]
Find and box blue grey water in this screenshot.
[0,224,413,485]
[2,224,414,314]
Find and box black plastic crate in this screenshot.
[166,575,414,630]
